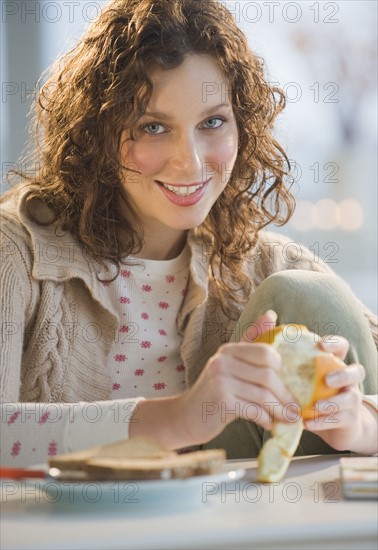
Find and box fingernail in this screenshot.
[266,310,277,322]
[326,373,339,387]
[320,337,343,350]
[321,341,338,351]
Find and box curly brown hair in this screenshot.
[9,0,295,319]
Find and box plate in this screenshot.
[25,466,246,507]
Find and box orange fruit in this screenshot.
[254,324,344,482]
[254,324,343,419]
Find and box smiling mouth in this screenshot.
[156,180,209,196]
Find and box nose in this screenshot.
[169,132,203,180]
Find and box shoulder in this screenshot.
[249,229,334,279]
[1,185,96,279]
[1,186,34,266]
[0,185,51,268]
[0,187,38,316]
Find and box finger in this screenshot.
[240,310,277,343]
[319,386,361,412]
[232,398,274,430]
[232,396,280,430]
[304,408,356,432]
[304,387,362,426]
[318,334,349,360]
[229,377,299,421]
[240,397,301,427]
[209,352,291,403]
[218,341,282,371]
[229,359,294,405]
[325,363,366,389]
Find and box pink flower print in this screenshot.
[115,354,126,362]
[119,324,129,333]
[135,369,145,376]
[7,412,20,425]
[158,329,167,336]
[121,269,131,277]
[175,364,185,372]
[157,356,167,362]
[11,441,21,457]
[153,382,166,390]
[159,301,169,309]
[39,412,50,424]
[142,284,152,292]
[181,288,186,296]
[101,280,110,287]
[166,275,175,283]
[113,383,121,390]
[119,296,131,304]
[141,340,152,348]
[141,312,149,320]
[48,441,58,456]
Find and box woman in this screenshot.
[1,0,377,467]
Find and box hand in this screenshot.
[304,336,377,454]
[178,310,298,445]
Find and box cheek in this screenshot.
[208,133,239,173]
[121,141,166,176]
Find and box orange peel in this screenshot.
[255,324,344,482]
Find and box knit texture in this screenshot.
[1,186,378,466]
[1,185,377,404]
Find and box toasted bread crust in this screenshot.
[85,449,226,480]
[48,436,226,480]
[49,436,176,471]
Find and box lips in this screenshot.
[155,178,210,207]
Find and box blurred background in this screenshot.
[1,0,377,312]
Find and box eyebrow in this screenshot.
[141,103,231,121]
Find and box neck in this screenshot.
[134,231,188,260]
[118,196,189,260]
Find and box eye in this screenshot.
[142,123,167,135]
[202,117,224,129]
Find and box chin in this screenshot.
[171,213,209,231]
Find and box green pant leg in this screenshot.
[202,270,378,458]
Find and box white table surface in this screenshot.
[1,454,377,550]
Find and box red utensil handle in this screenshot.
[0,467,46,479]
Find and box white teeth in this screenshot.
[161,183,203,196]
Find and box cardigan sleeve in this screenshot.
[0,226,32,401]
[0,398,145,467]
[1,221,146,467]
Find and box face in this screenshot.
[119,54,239,258]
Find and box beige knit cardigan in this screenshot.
[1,187,377,404]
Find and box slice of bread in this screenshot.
[85,449,226,480]
[49,436,176,471]
[48,436,226,480]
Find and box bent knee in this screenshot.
[254,269,357,315]
[258,269,348,296]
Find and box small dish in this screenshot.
[26,466,246,506]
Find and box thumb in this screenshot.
[241,310,278,343]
